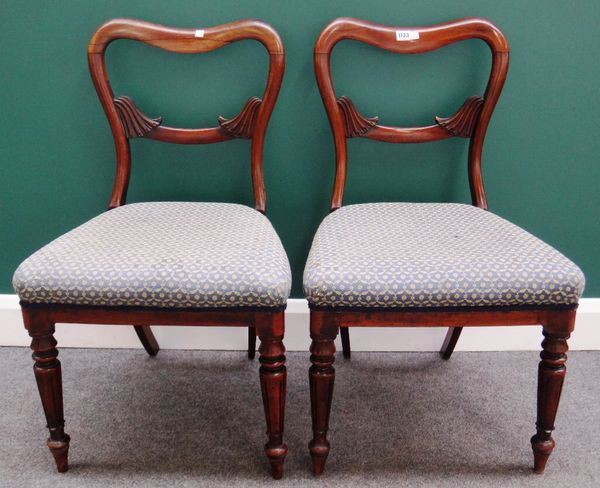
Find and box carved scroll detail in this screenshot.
[113,96,162,138]
[435,96,484,138]
[218,97,262,139]
[337,96,379,138]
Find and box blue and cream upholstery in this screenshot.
[303,203,585,309]
[13,202,291,309]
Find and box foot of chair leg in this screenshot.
[309,312,337,476]
[248,326,257,360]
[340,326,351,359]
[440,326,463,360]
[309,438,330,475]
[531,433,554,474]
[133,325,159,356]
[25,311,70,473]
[265,442,287,479]
[531,321,571,474]
[48,435,70,473]
[256,312,287,479]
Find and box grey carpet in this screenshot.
[0,347,598,487]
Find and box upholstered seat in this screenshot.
[303,202,585,309]
[14,202,291,309]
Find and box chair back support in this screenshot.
[314,17,509,210]
[88,18,285,212]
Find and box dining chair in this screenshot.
[13,18,290,479]
[305,17,585,475]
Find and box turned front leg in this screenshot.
[531,328,570,474]
[309,312,338,475]
[256,312,288,479]
[27,319,70,473]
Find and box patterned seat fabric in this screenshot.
[14,202,291,309]
[303,203,585,309]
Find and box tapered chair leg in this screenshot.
[248,326,257,359]
[256,312,288,479]
[340,326,351,359]
[531,325,571,474]
[309,311,338,475]
[133,325,159,356]
[24,311,70,473]
[440,326,463,360]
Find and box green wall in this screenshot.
[2,0,599,297]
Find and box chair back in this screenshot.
[88,18,285,212]
[314,17,509,210]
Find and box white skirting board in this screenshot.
[1,295,599,352]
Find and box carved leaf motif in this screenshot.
[435,96,484,138]
[337,96,379,138]
[113,96,162,138]
[218,97,262,139]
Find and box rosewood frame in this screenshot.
[310,17,575,475]
[23,18,287,479]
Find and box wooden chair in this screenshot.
[306,17,585,475]
[13,18,290,479]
